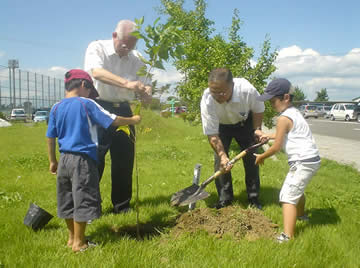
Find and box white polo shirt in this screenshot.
[84,39,147,102]
[200,78,265,135]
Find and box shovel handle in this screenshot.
[198,140,267,189]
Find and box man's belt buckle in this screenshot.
[113,103,121,108]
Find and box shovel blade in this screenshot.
[177,190,210,207]
[170,184,200,206]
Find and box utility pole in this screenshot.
[8,59,19,108]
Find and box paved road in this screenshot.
[306,118,360,141]
[312,133,360,172]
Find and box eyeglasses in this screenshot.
[210,91,228,96]
[119,43,136,51]
[121,44,130,51]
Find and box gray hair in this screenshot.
[114,20,136,40]
[208,68,233,84]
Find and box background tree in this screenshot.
[158,0,278,126]
[293,86,307,102]
[314,88,329,102]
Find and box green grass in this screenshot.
[0,111,359,267]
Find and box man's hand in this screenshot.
[219,154,232,173]
[126,80,146,92]
[139,85,152,104]
[254,129,270,143]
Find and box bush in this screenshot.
[0,112,6,120]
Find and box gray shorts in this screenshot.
[57,153,101,222]
[279,161,321,205]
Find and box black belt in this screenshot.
[288,156,321,166]
[97,99,129,108]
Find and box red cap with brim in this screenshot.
[64,69,99,99]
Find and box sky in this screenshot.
[0,0,359,101]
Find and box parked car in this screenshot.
[329,103,359,121]
[175,106,187,114]
[317,106,332,118]
[10,108,26,122]
[299,105,319,119]
[355,104,360,123]
[33,110,49,123]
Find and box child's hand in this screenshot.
[49,161,58,175]
[131,115,141,125]
[254,153,265,165]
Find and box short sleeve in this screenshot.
[248,86,265,113]
[84,41,105,73]
[200,91,220,135]
[46,104,58,138]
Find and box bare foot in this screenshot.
[67,239,74,248]
[72,242,88,253]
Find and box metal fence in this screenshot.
[0,64,65,116]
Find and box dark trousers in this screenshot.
[96,100,135,212]
[214,114,260,203]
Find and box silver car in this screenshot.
[299,105,319,119]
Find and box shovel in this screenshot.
[170,140,267,207]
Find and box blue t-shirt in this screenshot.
[46,97,116,162]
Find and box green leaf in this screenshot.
[158,46,169,61]
[136,66,148,77]
[154,60,165,70]
[153,17,160,27]
[139,55,152,65]
[131,31,142,39]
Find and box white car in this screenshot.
[10,108,26,122]
[329,103,358,121]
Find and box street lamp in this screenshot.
[8,59,19,108]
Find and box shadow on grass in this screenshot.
[101,194,175,215]
[305,207,341,226]
[297,207,341,234]
[24,222,61,232]
[90,210,177,243]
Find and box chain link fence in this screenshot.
[0,64,65,116]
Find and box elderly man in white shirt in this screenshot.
[84,20,151,214]
[200,68,265,210]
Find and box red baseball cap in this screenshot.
[64,69,99,99]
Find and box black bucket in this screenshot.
[24,203,54,231]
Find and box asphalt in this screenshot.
[263,127,360,172]
[311,133,360,172]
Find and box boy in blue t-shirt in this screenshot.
[46,69,141,252]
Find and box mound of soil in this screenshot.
[171,206,279,241]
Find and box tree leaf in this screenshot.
[154,60,165,70]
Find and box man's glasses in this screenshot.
[210,91,228,96]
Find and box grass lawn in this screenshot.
[0,110,359,267]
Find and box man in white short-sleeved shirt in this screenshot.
[200,68,265,209]
[84,20,152,214]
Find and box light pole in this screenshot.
[8,59,19,108]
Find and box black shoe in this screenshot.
[214,200,232,209]
[113,207,131,214]
[249,198,262,210]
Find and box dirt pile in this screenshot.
[171,206,279,241]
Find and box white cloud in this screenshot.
[274,46,360,101]
[28,66,72,79]
[152,66,183,85]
